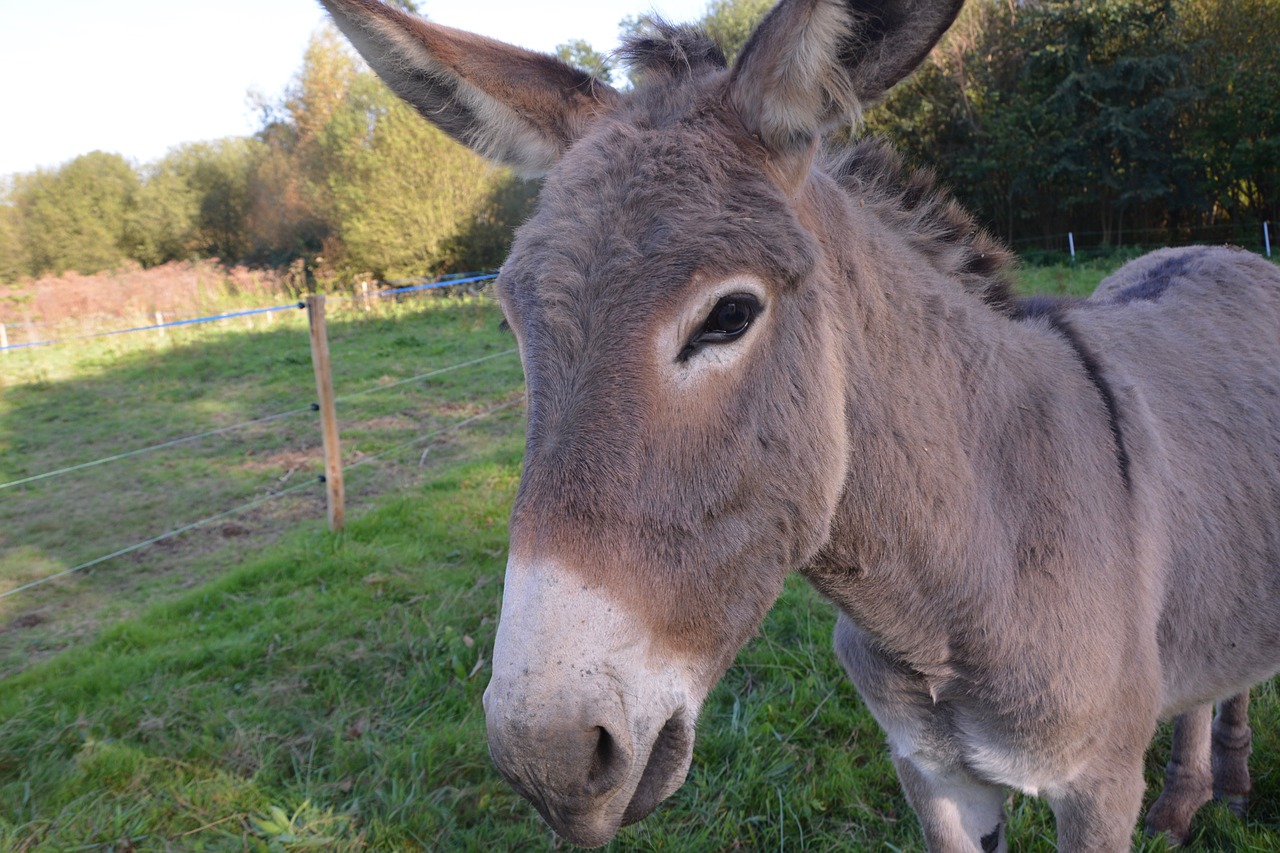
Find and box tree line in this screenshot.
[0,0,1274,286]
[699,0,1277,253]
[0,23,536,288]
[868,0,1279,253]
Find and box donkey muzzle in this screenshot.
[483,558,700,846]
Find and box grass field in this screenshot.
[0,290,522,678]
[1,260,1278,851]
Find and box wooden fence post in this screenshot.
[307,294,346,532]
[0,323,8,355]
[155,311,166,340]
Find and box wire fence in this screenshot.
[0,405,317,492]
[0,271,501,353]
[4,235,1276,616]
[0,477,324,601]
[0,272,521,602]
[0,302,308,352]
[1009,222,1275,263]
[0,346,518,494]
[344,394,524,473]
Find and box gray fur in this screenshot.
[320,0,1280,849]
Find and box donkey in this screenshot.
[320,0,1280,848]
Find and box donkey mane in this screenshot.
[617,19,729,80]
[823,138,1018,315]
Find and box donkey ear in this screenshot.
[318,0,620,177]
[729,0,963,156]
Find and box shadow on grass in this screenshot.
[0,433,529,850]
[0,297,523,678]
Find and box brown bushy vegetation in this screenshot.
[0,261,292,341]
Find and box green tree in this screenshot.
[248,27,358,268]
[14,151,140,276]
[1026,0,1196,242]
[124,154,199,267]
[699,0,772,64]
[320,72,532,279]
[285,27,360,150]
[169,138,266,262]
[555,39,616,85]
[1176,0,1280,228]
[866,0,1217,248]
[0,187,25,284]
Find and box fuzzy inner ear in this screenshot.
[729,0,964,157]
[320,0,619,177]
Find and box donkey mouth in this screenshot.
[620,713,695,826]
[526,712,695,848]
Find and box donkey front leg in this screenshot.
[832,614,1008,852]
[1211,691,1252,816]
[1145,705,1212,844]
[892,754,1009,853]
[1047,750,1148,853]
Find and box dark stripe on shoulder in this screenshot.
[1111,247,1211,304]
[1014,297,1132,491]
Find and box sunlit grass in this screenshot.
[1014,257,1120,298]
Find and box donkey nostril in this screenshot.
[587,726,615,783]
[585,725,626,796]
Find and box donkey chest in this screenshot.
[873,689,1088,797]
[870,680,1084,794]
[835,615,1087,795]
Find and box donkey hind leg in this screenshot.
[892,754,1009,853]
[1211,690,1252,816]
[1145,705,1212,844]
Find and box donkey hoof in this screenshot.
[1145,797,1200,846]
[1144,819,1193,847]
[1215,793,1248,818]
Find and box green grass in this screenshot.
[1013,255,1123,299]
[1,262,1278,850]
[0,293,522,678]
[2,462,1276,850]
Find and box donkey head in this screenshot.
[321,0,962,845]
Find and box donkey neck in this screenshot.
[801,179,1133,665]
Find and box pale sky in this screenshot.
[0,0,713,178]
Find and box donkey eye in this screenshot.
[678,293,762,362]
[707,296,756,337]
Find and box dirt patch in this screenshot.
[0,488,329,679]
[360,414,418,431]
[0,612,47,632]
[241,448,322,476]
